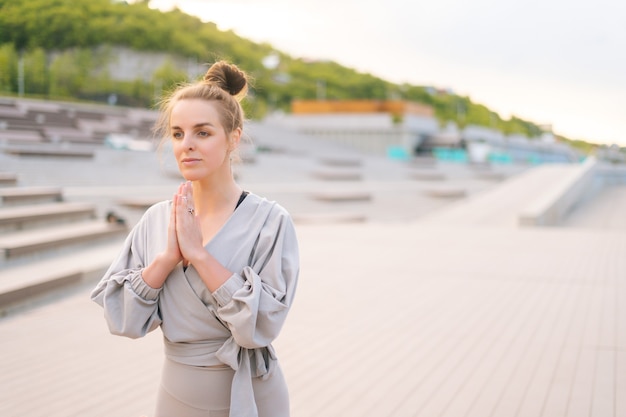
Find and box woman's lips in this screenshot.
[181,158,201,165]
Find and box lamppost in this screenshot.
[17,50,25,97]
[262,52,281,113]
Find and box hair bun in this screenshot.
[203,61,248,97]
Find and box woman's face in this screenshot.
[169,99,239,182]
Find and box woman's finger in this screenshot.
[184,181,194,215]
[166,193,182,261]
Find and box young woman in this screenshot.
[91,61,299,417]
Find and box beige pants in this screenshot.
[155,358,290,417]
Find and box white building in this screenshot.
[273,100,439,156]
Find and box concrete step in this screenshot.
[42,127,95,143]
[0,129,43,143]
[0,172,18,186]
[0,221,128,267]
[0,201,96,232]
[2,144,95,158]
[0,186,63,206]
[0,241,122,313]
[23,109,76,127]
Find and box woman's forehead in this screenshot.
[170,99,221,125]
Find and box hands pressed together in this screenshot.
[142,181,231,291]
[168,181,204,267]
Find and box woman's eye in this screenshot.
[172,131,183,139]
[197,131,209,137]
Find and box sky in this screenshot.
[149,0,626,146]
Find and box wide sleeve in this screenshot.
[212,209,299,349]
[90,207,163,339]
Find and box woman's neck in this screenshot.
[192,177,242,216]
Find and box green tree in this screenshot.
[0,43,17,93]
[49,49,92,96]
[152,58,188,100]
[23,47,47,95]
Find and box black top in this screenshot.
[236,190,249,210]
[183,190,249,272]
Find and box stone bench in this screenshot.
[0,172,18,186]
[408,170,446,181]
[0,186,63,206]
[318,156,363,167]
[0,202,96,232]
[292,212,367,224]
[311,168,363,181]
[311,191,372,202]
[0,221,127,266]
[424,187,467,198]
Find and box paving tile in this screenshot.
[1,155,625,417]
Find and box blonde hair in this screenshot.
[154,61,248,145]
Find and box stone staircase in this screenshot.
[0,97,162,314]
[0,176,128,313]
[0,97,157,156]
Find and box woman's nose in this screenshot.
[181,132,194,149]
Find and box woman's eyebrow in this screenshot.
[171,122,214,130]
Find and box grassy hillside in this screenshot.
[0,0,583,144]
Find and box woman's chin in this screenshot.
[177,166,201,181]
[179,172,200,182]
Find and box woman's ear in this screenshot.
[229,127,242,151]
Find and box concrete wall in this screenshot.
[103,47,205,82]
[519,157,598,226]
[274,112,439,155]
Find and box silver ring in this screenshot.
[187,207,195,215]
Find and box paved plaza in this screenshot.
[0,122,625,416]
